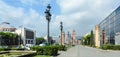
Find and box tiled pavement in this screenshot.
[57,45,120,57]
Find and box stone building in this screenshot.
[15,27,36,45]
[0,22,16,32]
[0,22,36,45]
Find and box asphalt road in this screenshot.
[57,45,120,57]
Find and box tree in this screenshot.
[82,34,91,45]
[86,34,91,45]
[11,33,18,45]
[90,30,94,47]
[36,37,45,45]
[0,32,18,45]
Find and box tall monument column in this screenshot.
[62,31,65,45]
[72,30,76,45]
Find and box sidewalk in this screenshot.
[57,45,79,57]
[56,45,120,57]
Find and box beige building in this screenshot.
[15,27,36,45]
[0,22,16,32]
[0,22,36,45]
[95,25,100,47]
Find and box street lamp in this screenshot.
[60,21,63,45]
[45,4,52,45]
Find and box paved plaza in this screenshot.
[57,45,120,57]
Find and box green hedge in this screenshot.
[102,45,120,50]
[31,45,67,51]
[0,48,24,51]
[56,45,67,51]
[30,45,67,56]
[31,46,58,56]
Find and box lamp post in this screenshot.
[60,21,63,45]
[45,4,52,45]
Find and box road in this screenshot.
[57,45,120,57]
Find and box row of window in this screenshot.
[0,28,15,32]
[26,40,33,44]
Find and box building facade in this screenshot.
[98,6,120,45]
[65,32,72,45]
[15,27,36,45]
[77,39,81,45]
[0,22,16,32]
[115,32,120,45]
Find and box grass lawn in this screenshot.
[34,55,51,57]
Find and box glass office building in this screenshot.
[99,6,120,45]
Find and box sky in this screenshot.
[0,0,120,37]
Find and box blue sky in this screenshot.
[0,0,120,37]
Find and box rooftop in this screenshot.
[0,22,15,28]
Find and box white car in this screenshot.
[24,46,30,50]
[39,43,46,46]
[24,44,34,50]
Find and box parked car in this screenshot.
[39,43,46,46]
[24,44,34,50]
[24,46,30,50]
[0,46,2,48]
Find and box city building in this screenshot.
[0,22,36,45]
[97,6,120,45]
[77,39,81,45]
[15,27,36,45]
[0,22,16,32]
[65,31,72,45]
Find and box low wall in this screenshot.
[18,52,36,57]
[0,51,36,57]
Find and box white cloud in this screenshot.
[0,0,120,37]
[0,0,47,36]
[20,0,50,6]
[56,0,120,36]
[57,0,86,14]
[0,1,24,20]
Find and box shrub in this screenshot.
[36,47,44,55]
[102,45,107,50]
[30,45,67,55]
[30,46,39,51]
[31,46,58,56]
[0,48,24,51]
[56,45,67,51]
[113,45,120,50]
[102,44,120,50]
[0,48,4,51]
